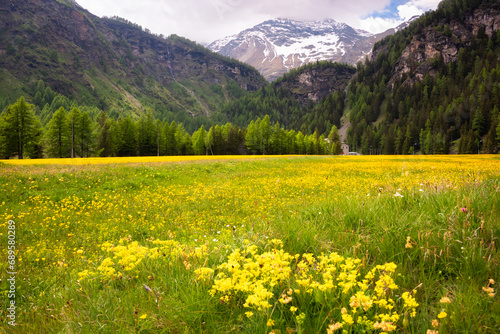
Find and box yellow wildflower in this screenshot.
[405,236,413,248]
[439,296,451,304]
[373,321,396,332]
[342,313,354,325]
[194,267,214,282]
[327,322,343,333]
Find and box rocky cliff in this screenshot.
[383,2,500,87]
[274,62,355,107]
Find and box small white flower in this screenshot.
[394,192,404,197]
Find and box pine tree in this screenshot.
[69,107,81,158]
[137,110,156,156]
[96,112,115,157]
[45,107,71,158]
[0,97,37,159]
[26,117,44,159]
[328,125,342,155]
[245,120,260,154]
[259,115,272,155]
[402,126,412,154]
[175,123,191,155]
[496,114,500,144]
[116,117,137,157]
[192,125,207,155]
[164,121,177,155]
[79,111,94,158]
[472,107,486,136]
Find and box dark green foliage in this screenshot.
[328,126,342,155]
[77,111,94,157]
[45,107,71,158]
[244,116,329,155]
[347,0,500,154]
[137,110,157,156]
[0,97,37,159]
[96,112,115,157]
[222,61,354,135]
[116,116,138,156]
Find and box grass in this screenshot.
[0,155,499,333]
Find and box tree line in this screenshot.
[221,62,352,136]
[0,97,343,159]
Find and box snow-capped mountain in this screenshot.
[209,18,378,81]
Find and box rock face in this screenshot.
[275,64,355,107]
[387,3,500,87]
[209,18,377,81]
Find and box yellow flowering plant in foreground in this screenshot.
[199,240,419,333]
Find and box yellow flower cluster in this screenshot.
[209,245,294,310]
[482,279,495,297]
[204,244,418,332]
[78,236,210,281]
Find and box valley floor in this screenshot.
[1,155,499,333]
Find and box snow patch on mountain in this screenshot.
[209,18,375,81]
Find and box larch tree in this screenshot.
[0,96,36,159]
[328,125,342,155]
[45,107,71,158]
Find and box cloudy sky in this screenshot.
[76,0,442,44]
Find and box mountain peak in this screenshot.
[209,18,376,81]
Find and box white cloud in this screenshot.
[357,16,402,34]
[397,0,440,20]
[358,0,440,34]
[75,0,440,43]
[397,3,423,20]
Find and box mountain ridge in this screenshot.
[0,0,267,129]
[209,17,414,81]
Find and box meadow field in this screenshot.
[0,155,499,334]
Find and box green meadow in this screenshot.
[0,155,499,333]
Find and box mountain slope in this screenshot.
[209,18,374,81]
[0,0,267,126]
[346,0,500,154]
[221,61,355,134]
